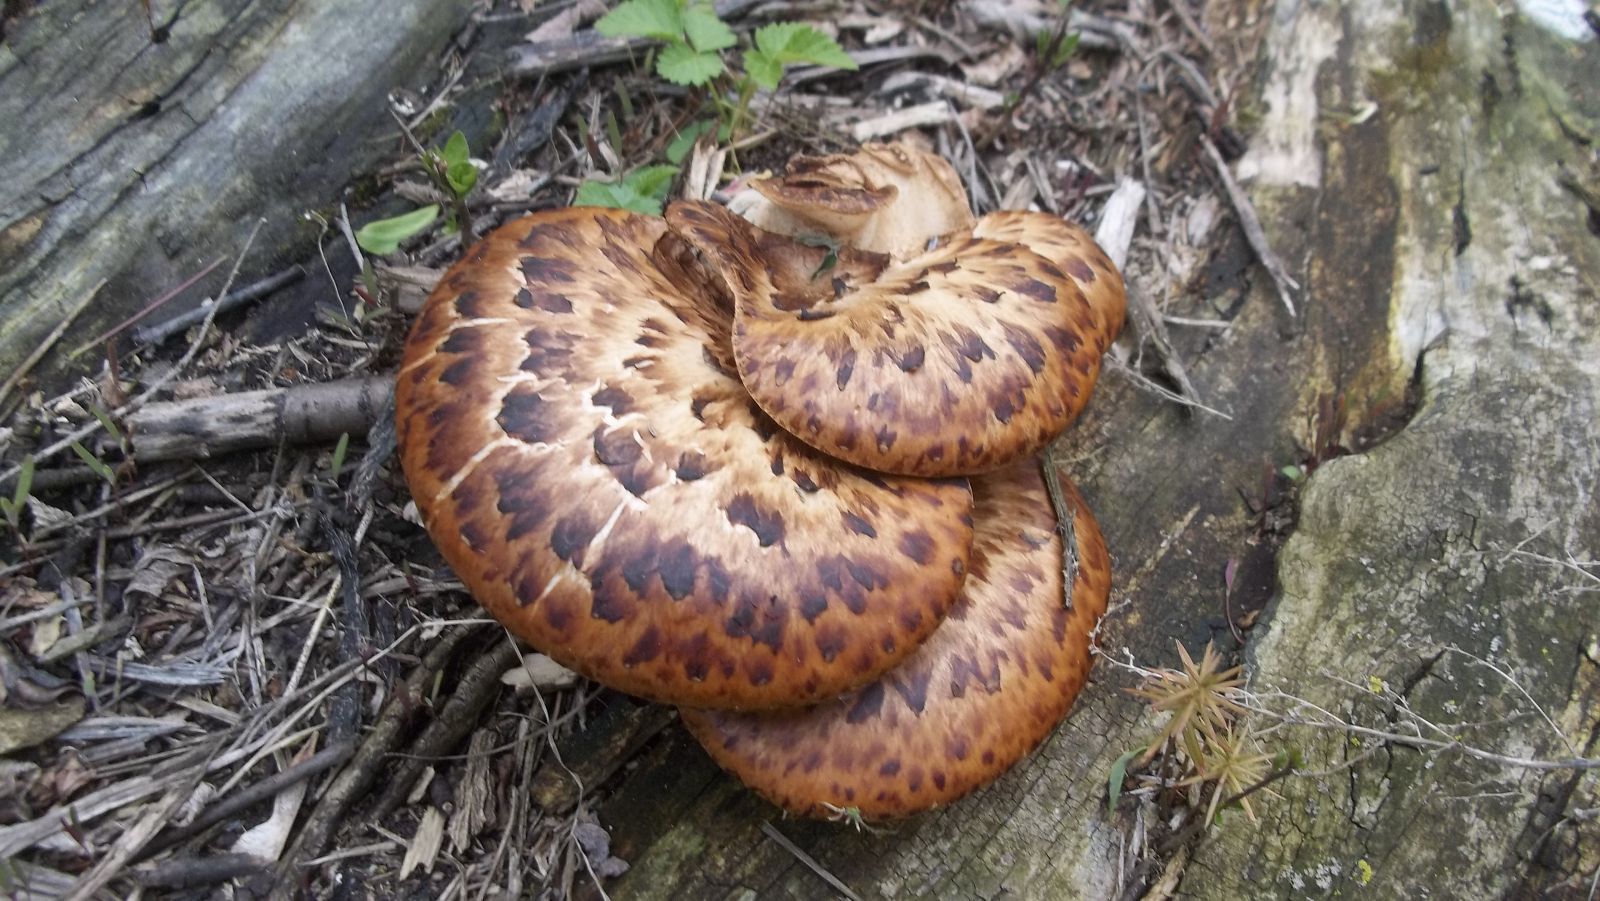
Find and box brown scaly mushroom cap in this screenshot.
[729,142,976,259]
[680,460,1111,819]
[395,208,976,710]
[665,199,1124,478]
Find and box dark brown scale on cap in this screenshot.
[665,200,1124,478]
[680,461,1112,819]
[396,207,975,711]
[971,212,1127,353]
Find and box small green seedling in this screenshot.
[355,129,479,256]
[329,432,351,481]
[0,455,34,530]
[575,164,682,215]
[1106,746,1144,815]
[70,441,117,485]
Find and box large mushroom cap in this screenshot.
[395,208,976,710]
[680,460,1111,819]
[731,142,976,259]
[666,199,1118,478]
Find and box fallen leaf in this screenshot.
[26,616,63,658]
[0,697,85,755]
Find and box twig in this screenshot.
[138,742,355,860]
[0,279,104,411]
[1200,135,1299,315]
[68,261,222,358]
[760,822,864,901]
[1039,450,1079,611]
[0,220,266,488]
[273,624,484,886]
[1247,692,1600,771]
[1106,358,1234,420]
[370,638,521,818]
[133,266,306,346]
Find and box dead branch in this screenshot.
[124,377,392,463]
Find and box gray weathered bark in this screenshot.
[587,2,1600,898]
[0,0,473,380]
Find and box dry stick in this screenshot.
[137,741,355,860]
[1114,766,1299,901]
[0,220,266,488]
[123,377,393,463]
[0,278,104,411]
[370,639,522,818]
[273,624,485,889]
[760,821,865,901]
[1163,0,1216,56]
[1039,452,1079,612]
[1200,135,1299,316]
[68,260,223,358]
[135,853,267,890]
[133,265,307,346]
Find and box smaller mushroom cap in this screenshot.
[730,142,976,260]
[666,199,1117,477]
[680,460,1112,819]
[396,208,976,711]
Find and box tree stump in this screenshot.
[0,0,473,380]
[588,2,1600,898]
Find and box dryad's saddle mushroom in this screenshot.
[680,460,1112,819]
[395,141,1127,819]
[396,209,975,711]
[671,146,1126,478]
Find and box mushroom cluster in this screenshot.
[396,143,1125,817]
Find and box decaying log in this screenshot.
[0,0,474,382]
[587,3,1600,899]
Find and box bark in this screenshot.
[124,376,391,462]
[586,2,1600,899]
[0,0,473,381]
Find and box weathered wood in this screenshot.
[0,0,474,382]
[585,2,1600,899]
[125,377,391,462]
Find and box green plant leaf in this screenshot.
[355,205,440,255]
[442,130,470,168]
[86,403,124,446]
[574,165,681,216]
[743,49,783,91]
[330,432,350,480]
[666,120,716,164]
[750,22,857,74]
[70,441,115,484]
[595,0,683,42]
[682,3,735,51]
[1107,747,1143,815]
[1051,32,1081,67]
[658,42,725,86]
[446,161,478,198]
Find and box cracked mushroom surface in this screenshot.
[395,208,976,710]
[680,459,1112,819]
[667,199,1123,478]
